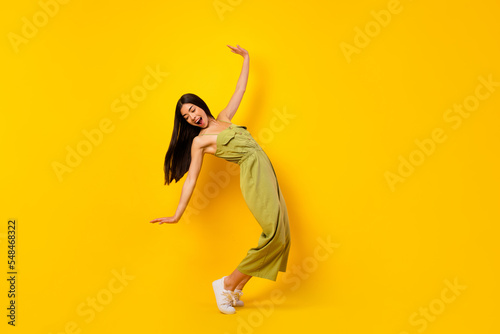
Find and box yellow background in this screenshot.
[1,0,499,333]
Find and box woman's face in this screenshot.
[180,103,208,128]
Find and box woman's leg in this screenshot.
[236,276,252,290]
[224,269,252,291]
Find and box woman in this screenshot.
[150,45,291,315]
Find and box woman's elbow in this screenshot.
[186,173,198,186]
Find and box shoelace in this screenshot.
[222,291,237,307]
[233,291,243,306]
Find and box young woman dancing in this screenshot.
[150,44,291,314]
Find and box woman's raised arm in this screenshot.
[219,44,249,121]
[150,138,205,224]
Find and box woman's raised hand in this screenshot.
[150,216,179,224]
[227,44,249,58]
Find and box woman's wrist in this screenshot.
[173,212,182,221]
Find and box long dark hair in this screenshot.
[163,93,215,185]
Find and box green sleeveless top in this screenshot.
[199,120,263,165]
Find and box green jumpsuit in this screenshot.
[200,120,291,281]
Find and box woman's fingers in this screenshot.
[227,44,244,53]
[150,217,166,223]
[150,217,177,224]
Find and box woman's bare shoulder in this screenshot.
[192,134,216,154]
[192,135,210,146]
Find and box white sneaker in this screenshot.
[212,276,237,314]
[233,289,244,307]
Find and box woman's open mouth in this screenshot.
[196,117,202,125]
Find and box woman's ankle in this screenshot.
[223,276,237,291]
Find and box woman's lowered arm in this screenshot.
[150,137,204,224]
